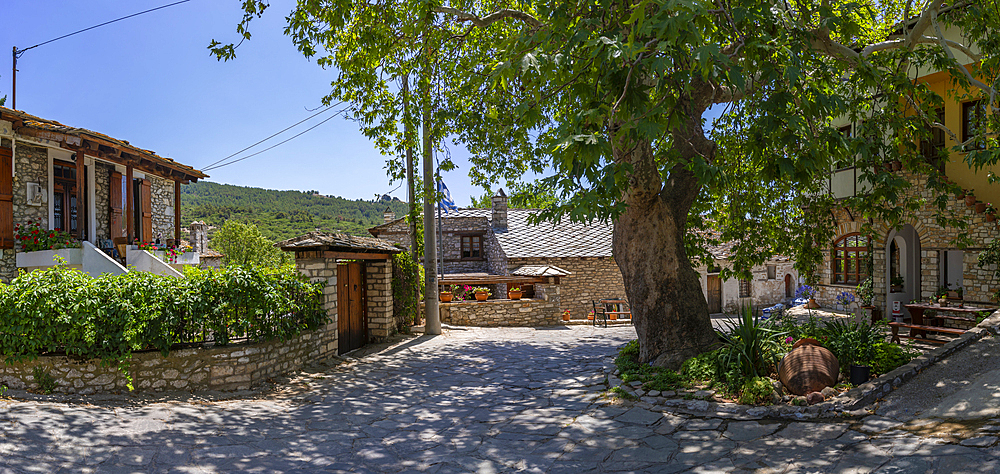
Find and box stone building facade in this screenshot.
[0,107,207,282]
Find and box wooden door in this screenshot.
[110,171,124,239]
[139,179,152,241]
[337,262,366,354]
[784,274,793,298]
[707,275,722,314]
[0,147,11,249]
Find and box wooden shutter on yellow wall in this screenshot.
[140,178,152,241]
[110,171,123,239]
[0,147,11,249]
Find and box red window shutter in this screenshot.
[110,171,123,239]
[0,147,10,249]
[140,178,152,241]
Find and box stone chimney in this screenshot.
[189,221,208,254]
[383,206,396,223]
[491,189,508,231]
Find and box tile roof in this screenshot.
[277,231,403,254]
[0,107,207,180]
[511,265,572,277]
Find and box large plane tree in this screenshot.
[214,0,1000,368]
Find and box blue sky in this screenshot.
[1,1,725,207]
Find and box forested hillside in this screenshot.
[181,181,410,241]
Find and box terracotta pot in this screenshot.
[805,298,820,309]
[587,314,594,320]
[778,344,840,396]
[976,202,987,213]
[891,160,902,171]
[475,292,489,301]
[609,314,618,320]
[989,213,997,222]
[792,338,822,349]
[440,291,453,303]
[966,194,977,206]
[508,290,522,300]
[563,313,571,321]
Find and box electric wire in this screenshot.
[15,0,195,56]
[203,105,350,172]
[200,102,344,170]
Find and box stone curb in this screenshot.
[605,311,1000,419]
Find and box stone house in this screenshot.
[0,107,207,281]
[812,18,999,318]
[369,190,625,319]
[693,237,799,314]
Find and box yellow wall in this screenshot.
[920,68,1000,206]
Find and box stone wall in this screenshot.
[149,174,175,241]
[370,216,492,274]
[814,170,1000,314]
[1,142,49,282]
[695,260,798,313]
[0,324,338,394]
[508,256,625,320]
[93,162,113,242]
[440,280,562,326]
[365,260,394,341]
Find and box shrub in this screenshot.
[821,319,883,370]
[738,377,774,405]
[31,367,56,394]
[680,349,720,382]
[0,264,326,388]
[613,340,686,391]
[866,341,919,375]
[715,305,785,386]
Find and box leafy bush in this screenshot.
[211,220,291,268]
[738,377,774,405]
[392,252,423,327]
[867,341,919,375]
[715,305,785,385]
[821,319,883,370]
[680,349,720,382]
[613,340,685,391]
[31,366,57,394]
[0,264,326,383]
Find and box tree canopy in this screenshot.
[214,0,1000,367]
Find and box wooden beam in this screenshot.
[322,251,392,260]
[76,148,85,241]
[126,164,134,242]
[174,180,181,242]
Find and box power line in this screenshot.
[15,0,195,55]
[201,102,344,170]
[203,105,350,172]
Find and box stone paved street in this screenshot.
[2,325,1000,473]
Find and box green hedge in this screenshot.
[0,264,327,369]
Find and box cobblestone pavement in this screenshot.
[2,325,999,473]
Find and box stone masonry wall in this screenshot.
[0,141,49,282]
[439,217,490,274]
[508,256,626,320]
[93,162,113,242]
[366,260,395,341]
[440,281,562,326]
[815,170,1000,311]
[149,174,175,241]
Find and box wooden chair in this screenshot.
[112,237,129,266]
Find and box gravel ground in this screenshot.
[876,334,1000,421]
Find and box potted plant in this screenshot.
[472,287,491,301]
[956,286,964,300]
[440,289,454,303]
[966,189,977,207]
[856,278,874,307]
[890,275,904,293]
[562,309,571,321]
[587,311,594,321]
[796,285,819,308]
[850,324,878,385]
[890,159,902,171]
[976,201,988,213]
[835,290,856,313]
[987,203,997,222]
[508,286,523,300]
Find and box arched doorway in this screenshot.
[784,274,793,298]
[885,225,921,321]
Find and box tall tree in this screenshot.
[214,1,1000,368]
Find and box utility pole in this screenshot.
[12,47,18,110]
[421,34,441,335]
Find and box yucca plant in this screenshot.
[715,304,786,386]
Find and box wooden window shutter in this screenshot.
[109,171,124,239]
[0,147,11,249]
[140,178,152,241]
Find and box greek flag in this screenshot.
[437,179,458,213]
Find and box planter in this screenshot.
[475,292,489,301]
[440,291,453,303]
[805,298,820,309]
[849,364,871,386]
[947,291,960,299]
[562,313,571,321]
[508,290,522,300]
[976,202,987,213]
[966,194,977,206]
[16,247,83,268]
[587,314,594,321]
[609,314,618,320]
[891,160,902,171]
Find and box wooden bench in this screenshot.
[889,322,966,344]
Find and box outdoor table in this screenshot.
[903,303,986,338]
[593,299,631,327]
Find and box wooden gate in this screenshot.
[337,262,367,354]
[706,275,722,314]
[785,274,793,298]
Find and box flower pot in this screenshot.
[966,194,977,206]
[609,314,618,320]
[475,292,489,301]
[440,291,453,303]
[947,291,960,299]
[587,314,594,321]
[976,202,987,213]
[805,298,820,309]
[508,290,522,300]
[562,313,571,321]
[989,213,997,222]
[849,364,871,386]
[891,160,902,171]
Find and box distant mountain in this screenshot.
[180,181,410,242]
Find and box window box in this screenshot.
[16,247,83,268]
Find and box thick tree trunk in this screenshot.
[612,108,718,369]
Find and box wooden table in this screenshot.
[593,299,631,327]
[903,303,987,338]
